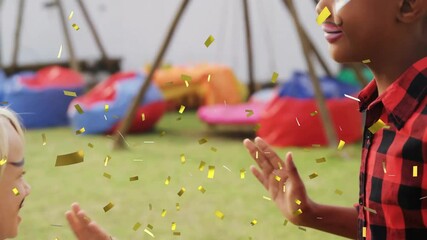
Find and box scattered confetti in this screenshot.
[275,175,281,182]
[177,187,186,197]
[283,220,289,226]
[161,209,167,217]
[413,166,418,177]
[263,196,271,201]
[255,151,259,159]
[12,187,19,196]
[215,210,224,220]
[160,131,166,136]
[57,44,63,59]
[211,147,217,152]
[103,172,111,179]
[293,209,303,216]
[129,176,139,181]
[316,7,331,25]
[55,150,84,166]
[337,140,345,150]
[0,159,6,166]
[144,228,155,238]
[296,117,300,126]
[344,94,360,102]
[104,104,109,112]
[208,166,215,179]
[335,189,343,195]
[316,157,326,163]
[42,133,47,146]
[207,74,211,82]
[368,119,388,134]
[362,59,371,64]
[75,127,85,135]
[141,113,145,121]
[179,105,186,114]
[198,138,208,144]
[420,196,427,200]
[271,72,279,83]
[295,199,302,205]
[180,154,186,164]
[245,109,254,117]
[72,23,80,31]
[240,169,246,179]
[103,202,114,212]
[165,176,171,185]
[309,172,318,179]
[173,232,181,236]
[0,101,9,105]
[250,219,258,226]
[253,124,261,131]
[204,35,215,47]
[310,111,318,116]
[171,222,177,231]
[298,227,307,231]
[149,203,153,211]
[68,10,74,20]
[363,206,377,214]
[176,203,180,211]
[363,227,367,237]
[88,143,94,148]
[104,155,111,167]
[133,222,141,231]
[382,160,387,173]
[199,161,206,171]
[63,90,77,97]
[74,104,84,114]
[198,185,206,193]
[223,165,232,172]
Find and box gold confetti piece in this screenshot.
[103,202,114,212]
[245,109,254,117]
[180,154,186,164]
[275,175,281,182]
[309,172,318,179]
[293,209,303,216]
[310,110,318,116]
[103,172,111,179]
[72,23,80,31]
[75,127,85,135]
[12,187,19,196]
[144,228,155,238]
[104,104,109,112]
[253,124,261,131]
[149,203,153,210]
[104,155,111,167]
[198,138,208,144]
[337,140,345,150]
[222,165,232,172]
[208,166,215,179]
[263,196,271,201]
[0,101,9,105]
[42,133,47,146]
[335,189,343,195]
[165,176,171,185]
[199,161,206,171]
[147,224,154,230]
[176,117,182,121]
[413,166,418,177]
[173,232,181,236]
[316,157,326,163]
[295,199,302,205]
[63,90,77,97]
[179,105,186,114]
[55,150,84,166]
[133,222,141,231]
[161,209,167,217]
[363,206,377,214]
[211,147,217,152]
[283,220,288,226]
[68,10,74,20]
[240,169,246,179]
[141,113,145,121]
[177,187,186,196]
[176,203,180,211]
[198,185,206,193]
[204,35,215,47]
[130,176,139,181]
[298,227,307,231]
[382,160,387,173]
[278,162,283,170]
[316,7,331,25]
[362,227,366,237]
[296,117,301,126]
[250,219,258,226]
[362,59,371,64]
[207,74,211,82]
[271,72,279,83]
[368,119,388,134]
[344,94,361,102]
[88,143,94,148]
[0,158,7,166]
[255,151,259,159]
[215,210,224,220]
[420,196,427,200]
[171,222,176,231]
[283,185,286,192]
[57,44,63,59]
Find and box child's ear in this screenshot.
[397,0,426,23]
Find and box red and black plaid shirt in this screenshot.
[356,57,427,239]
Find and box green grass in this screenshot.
[17,111,360,240]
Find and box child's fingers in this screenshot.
[88,222,111,240]
[254,137,285,170]
[71,202,81,215]
[244,139,274,174]
[250,165,268,189]
[76,210,91,226]
[65,210,83,236]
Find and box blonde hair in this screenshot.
[0,107,25,178]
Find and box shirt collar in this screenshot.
[358,57,427,129]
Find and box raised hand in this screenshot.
[243,137,316,226]
[65,203,112,240]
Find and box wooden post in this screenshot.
[11,0,25,71]
[55,0,79,71]
[75,0,108,61]
[282,0,337,146]
[242,0,256,97]
[112,0,190,149]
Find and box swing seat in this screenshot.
[0,66,84,128]
[68,71,166,134]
